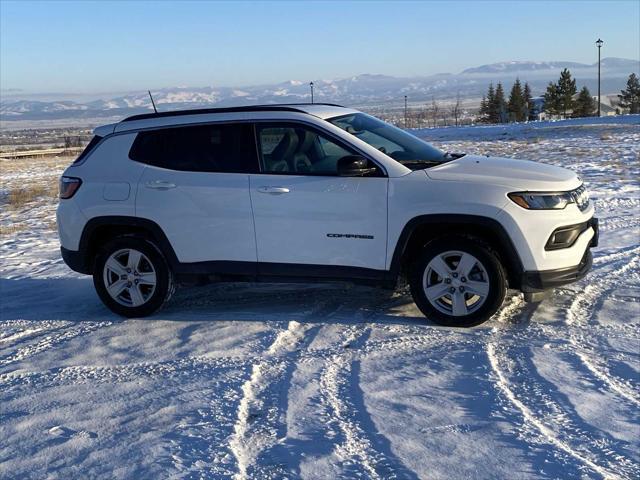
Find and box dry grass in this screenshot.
[5,182,58,210]
[0,223,26,236]
[0,219,56,238]
[0,156,72,177]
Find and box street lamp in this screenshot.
[404,95,408,128]
[596,38,603,117]
[310,82,314,104]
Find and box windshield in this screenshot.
[328,113,457,169]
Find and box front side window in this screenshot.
[256,124,378,175]
[129,123,257,173]
[329,113,460,170]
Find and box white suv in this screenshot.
[57,104,598,327]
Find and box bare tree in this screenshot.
[430,97,440,128]
[450,91,462,126]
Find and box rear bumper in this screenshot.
[61,247,90,274]
[521,216,597,292]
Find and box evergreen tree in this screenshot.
[523,82,534,121]
[486,83,497,123]
[573,86,596,117]
[494,82,507,123]
[543,81,560,116]
[478,95,489,123]
[557,68,577,117]
[618,73,640,114]
[507,78,526,122]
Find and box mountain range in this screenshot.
[1,58,637,122]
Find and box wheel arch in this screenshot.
[77,216,179,274]
[389,214,524,289]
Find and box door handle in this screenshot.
[257,186,290,195]
[145,181,176,190]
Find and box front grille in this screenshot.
[571,184,590,211]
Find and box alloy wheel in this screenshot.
[422,250,490,317]
[102,248,157,307]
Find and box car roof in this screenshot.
[94,103,359,136]
[121,103,356,123]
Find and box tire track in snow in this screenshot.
[566,251,640,407]
[228,288,422,479]
[0,326,48,345]
[228,295,345,479]
[314,292,420,479]
[487,342,626,479]
[487,296,637,479]
[592,245,640,266]
[319,326,392,479]
[0,328,458,391]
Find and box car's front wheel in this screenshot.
[93,237,174,317]
[409,237,507,327]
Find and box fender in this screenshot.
[387,214,525,287]
[77,216,180,273]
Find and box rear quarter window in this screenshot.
[72,135,102,165]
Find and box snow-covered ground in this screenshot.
[1,117,639,479]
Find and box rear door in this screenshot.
[133,122,259,265]
[249,123,388,271]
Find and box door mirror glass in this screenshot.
[336,155,378,177]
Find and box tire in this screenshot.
[93,236,174,318]
[408,236,507,327]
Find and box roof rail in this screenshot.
[121,103,346,122]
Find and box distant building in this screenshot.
[530,97,547,121]
[596,94,622,116]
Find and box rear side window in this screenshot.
[129,123,257,173]
[72,135,102,165]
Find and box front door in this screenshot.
[249,123,388,271]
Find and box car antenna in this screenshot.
[148,90,158,114]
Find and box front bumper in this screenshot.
[521,217,598,292]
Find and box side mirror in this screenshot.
[336,155,378,177]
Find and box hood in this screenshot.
[425,155,581,191]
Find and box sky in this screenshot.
[1,0,639,95]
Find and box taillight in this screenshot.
[59,176,82,199]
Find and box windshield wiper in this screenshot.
[444,152,466,160]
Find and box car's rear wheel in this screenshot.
[93,237,174,317]
[409,237,506,327]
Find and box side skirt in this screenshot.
[173,261,395,289]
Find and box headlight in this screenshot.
[572,184,590,211]
[508,191,574,210]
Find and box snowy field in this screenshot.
[1,117,639,479]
